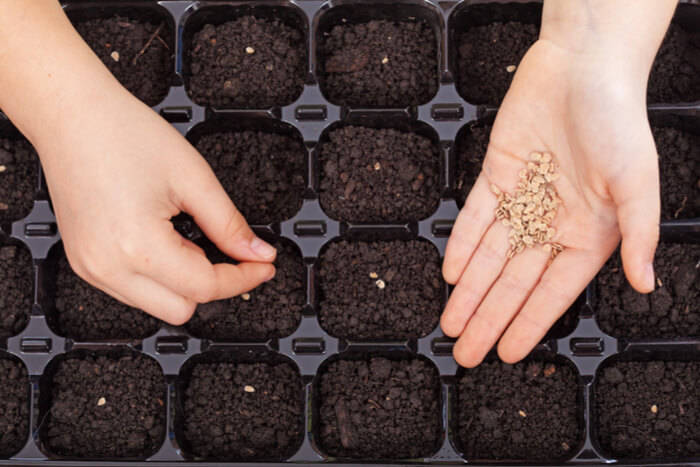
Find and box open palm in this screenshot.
[441,39,660,367]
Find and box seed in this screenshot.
[0,165,6,172]
[656,278,663,288]
[490,184,501,195]
[0,202,8,211]
[518,410,527,417]
[244,385,255,393]
[651,404,658,414]
[110,51,120,62]
[506,65,517,73]
[265,63,274,71]
[369,272,378,279]
[562,442,570,451]
[543,364,556,377]
[241,293,251,301]
[381,56,389,64]
[97,397,106,406]
[375,279,386,289]
[374,162,381,171]
[245,46,255,54]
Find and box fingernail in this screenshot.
[250,237,276,259]
[644,263,655,291]
[265,266,276,282]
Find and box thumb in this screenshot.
[608,153,660,294]
[174,156,277,263]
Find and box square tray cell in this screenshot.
[188,118,306,225]
[453,356,583,461]
[450,2,541,106]
[652,123,700,220]
[47,244,161,341]
[318,121,441,223]
[594,357,700,460]
[648,3,700,104]
[0,126,39,225]
[66,2,175,107]
[318,239,443,340]
[175,352,304,461]
[39,350,166,459]
[315,354,442,459]
[186,239,305,341]
[183,4,307,109]
[0,355,29,459]
[316,2,440,107]
[595,242,699,339]
[0,242,32,338]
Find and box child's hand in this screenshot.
[441,0,677,367]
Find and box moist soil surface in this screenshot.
[320,20,438,107]
[54,252,161,340]
[596,243,699,339]
[0,244,32,337]
[44,353,166,459]
[74,15,172,106]
[181,361,304,460]
[653,126,700,220]
[456,22,538,105]
[188,17,306,108]
[318,357,441,459]
[0,138,37,224]
[318,240,443,340]
[455,359,582,461]
[187,241,305,341]
[595,360,700,459]
[648,23,700,103]
[0,358,28,458]
[318,126,440,222]
[195,130,305,224]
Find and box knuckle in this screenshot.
[221,207,247,240]
[163,300,196,326]
[498,271,530,297]
[191,273,218,304]
[478,239,504,264]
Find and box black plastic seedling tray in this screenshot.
[0,0,698,465]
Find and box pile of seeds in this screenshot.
[492,151,562,259]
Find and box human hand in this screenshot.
[441,32,665,366]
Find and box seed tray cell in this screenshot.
[0,0,698,466]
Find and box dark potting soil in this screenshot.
[318,240,443,340]
[44,353,166,459]
[318,357,441,459]
[455,359,582,461]
[195,130,305,224]
[595,360,700,459]
[187,17,306,108]
[0,138,37,224]
[318,126,440,223]
[456,22,538,105]
[319,20,438,107]
[182,361,304,460]
[54,252,161,340]
[596,243,699,339]
[648,23,700,104]
[74,15,173,107]
[187,241,305,341]
[0,358,29,458]
[0,244,32,337]
[455,123,489,206]
[653,126,700,220]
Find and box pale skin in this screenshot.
[0,1,675,358]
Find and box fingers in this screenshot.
[443,174,497,284]
[440,222,510,338]
[608,152,660,293]
[497,248,606,363]
[453,246,550,368]
[174,157,277,263]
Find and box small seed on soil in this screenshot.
[562,442,570,451]
[0,165,6,173]
[651,404,658,414]
[244,385,255,393]
[0,202,8,211]
[506,65,516,73]
[656,278,663,288]
[369,272,378,279]
[110,51,120,62]
[375,279,386,289]
[543,364,556,377]
[381,56,389,64]
[241,293,251,301]
[245,46,255,54]
[518,410,527,417]
[374,161,381,171]
[97,397,106,406]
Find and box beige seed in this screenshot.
[374,161,381,171]
[244,385,256,393]
[241,293,251,301]
[0,165,6,173]
[97,397,106,406]
[245,46,255,54]
[381,56,389,64]
[110,51,120,62]
[375,279,386,289]
[656,278,663,288]
[490,184,501,196]
[518,410,527,417]
[506,65,516,73]
[369,272,378,279]
[0,202,8,211]
[651,404,658,414]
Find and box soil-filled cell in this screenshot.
[318,240,443,340]
[194,129,305,224]
[0,358,29,458]
[73,15,173,106]
[53,251,161,340]
[596,243,699,339]
[454,122,489,207]
[43,352,166,459]
[187,16,306,108]
[594,359,700,459]
[318,126,440,223]
[653,126,700,220]
[319,19,438,107]
[0,243,32,337]
[648,22,700,104]
[0,137,37,224]
[454,359,582,461]
[317,357,441,459]
[187,240,305,341]
[180,360,304,460]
